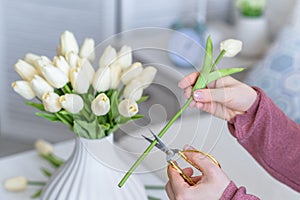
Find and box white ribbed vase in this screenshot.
[41,134,147,200]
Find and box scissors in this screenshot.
[143,129,220,186]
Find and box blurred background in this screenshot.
[0,0,299,156]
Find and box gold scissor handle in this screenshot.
[169,160,196,186]
[168,150,220,186]
[179,150,221,169]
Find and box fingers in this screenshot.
[178,72,200,89]
[182,147,220,179]
[165,181,175,200]
[193,88,227,104]
[167,166,189,193]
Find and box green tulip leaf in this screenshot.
[35,112,59,122]
[207,68,244,84]
[137,96,149,104]
[26,102,45,111]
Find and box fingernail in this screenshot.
[183,144,193,150]
[193,91,203,101]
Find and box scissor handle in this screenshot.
[169,160,196,186]
[179,150,221,169]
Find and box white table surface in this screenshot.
[0,139,168,200]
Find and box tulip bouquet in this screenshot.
[11,31,157,139]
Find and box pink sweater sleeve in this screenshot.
[221,87,300,199]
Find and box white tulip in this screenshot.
[118,99,138,117]
[137,66,157,89]
[220,39,242,57]
[31,75,54,99]
[34,139,53,156]
[65,51,79,68]
[42,92,61,113]
[121,62,143,85]
[40,64,69,88]
[117,45,132,69]
[92,67,111,92]
[14,59,38,81]
[53,56,70,76]
[70,67,90,94]
[24,53,40,65]
[78,58,95,84]
[91,93,110,116]
[79,38,95,62]
[58,30,79,56]
[110,63,122,89]
[3,176,28,192]
[98,45,117,68]
[11,81,35,100]
[34,56,52,74]
[59,94,84,114]
[123,79,143,101]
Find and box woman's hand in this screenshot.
[165,145,230,200]
[179,72,257,121]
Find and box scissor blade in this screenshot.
[142,135,164,151]
[148,129,170,153]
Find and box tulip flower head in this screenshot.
[11,81,35,100]
[220,39,243,57]
[117,45,132,69]
[70,66,90,94]
[118,99,139,117]
[92,67,111,92]
[3,176,28,192]
[24,53,40,66]
[137,66,157,89]
[31,75,54,99]
[34,139,53,156]
[59,94,84,114]
[53,56,70,76]
[58,30,79,56]
[40,64,69,89]
[98,45,117,68]
[79,38,95,63]
[91,93,110,116]
[110,63,122,89]
[42,92,61,113]
[14,60,38,81]
[121,62,143,85]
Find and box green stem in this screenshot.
[118,97,193,187]
[28,181,46,186]
[147,196,161,200]
[55,113,73,129]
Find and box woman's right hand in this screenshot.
[178,72,257,121]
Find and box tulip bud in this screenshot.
[3,176,28,192]
[98,45,117,68]
[53,56,70,76]
[34,56,52,74]
[92,67,111,92]
[40,64,69,88]
[117,45,132,69]
[137,66,157,89]
[11,81,35,100]
[24,53,40,66]
[220,39,242,57]
[70,67,90,94]
[78,58,95,84]
[118,99,139,117]
[34,139,53,156]
[123,79,143,101]
[59,94,84,114]
[14,60,38,81]
[42,92,61,113]
[79,38,95,63]
[65,51,79,68]
[91,93,110,116]
[58,30,79,56]
[121,62,143,85]
[31,75,54,99]
[110,63,122,89]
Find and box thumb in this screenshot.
[183,148,219,179]
[193,88,227,104]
